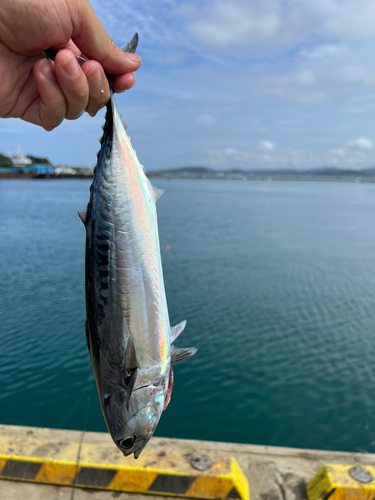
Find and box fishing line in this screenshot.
[70,375,94,500]
[57,381,88,429]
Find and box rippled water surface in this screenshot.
[1,179,375,452]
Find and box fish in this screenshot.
[78,34,197,459]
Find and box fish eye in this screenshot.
[120,436,136,449]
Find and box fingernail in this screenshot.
[62,53,80,78]
[88,112,97,117]
[87,64,103,86]
[125,53,141,63]
[117,77,136,93]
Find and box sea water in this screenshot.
[1,178,375,453]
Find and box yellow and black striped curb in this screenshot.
[0,436,249,500]
[307,464,375,500]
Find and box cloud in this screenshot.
[328,148,346,157]
[187,1,280,47]
[326,138,374,167]
[327,138,373,157]
[4,0,375,171]
[337,65,369,83]
[206,135,375,170]
[209,145,313,168]
[258,141,275,152]
[182,0,375,56]
[322,0,375,40]
[347,138,373,150]
[299,44,343,59]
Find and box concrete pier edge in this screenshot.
[0,424,374,500]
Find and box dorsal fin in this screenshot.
[170,320,187,344]
[171,345,197,364]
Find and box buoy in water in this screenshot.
[166,245,171,251]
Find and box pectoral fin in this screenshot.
[125,336,139,369]
[125,367,139,410]
[125,337,139,409]
[171,345,197,364]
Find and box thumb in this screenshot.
[71,0,141,75]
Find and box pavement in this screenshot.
[0,424,374,500]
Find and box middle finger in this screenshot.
[82,60,110,116]
[54,50,89,120]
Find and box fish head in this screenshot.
[104,383,165,458]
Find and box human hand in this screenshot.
[0,0,141,130]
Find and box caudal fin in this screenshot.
[121,33,139,54]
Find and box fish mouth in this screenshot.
[134,382,163,393]
[133,437,151,459]
[134,384,149,392]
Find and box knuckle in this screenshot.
[42,116,62,130]
[66,110,84,121]
[109,38,117,55]
[86,90,108,114]
[42,109,65,130]
[73,85,89,103]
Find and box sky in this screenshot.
[2,0,375,170]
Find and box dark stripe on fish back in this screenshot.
[91,97,114,190]
[100,99,114,162]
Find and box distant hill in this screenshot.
[148,166,375,183]
[0,152,52,166]
[27,155,52,166]
[0,154,11,166]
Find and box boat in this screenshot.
[0,146,54,179]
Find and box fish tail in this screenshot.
[105,33,139,91]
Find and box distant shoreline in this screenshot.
[2,165,375,183]
[147,166,375,184]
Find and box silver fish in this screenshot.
[78,34,197,459]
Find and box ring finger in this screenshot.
[81,61,110,116]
